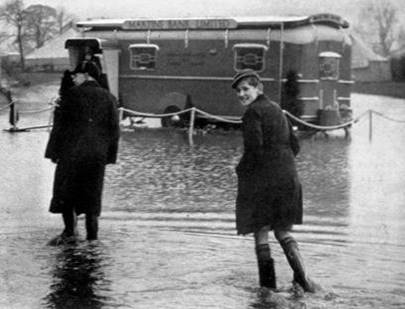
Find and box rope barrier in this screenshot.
[120,107,194,118]
[193,108,242,124]
[120,106,371,129]
[2,97,58,114]
[0,101,15,112]
[282,110,367,131]
[18,106,54,114]
[121,106,243,124]
[371,110,405,123]
[3,101,404,134]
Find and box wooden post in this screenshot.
[7,91,18,131]
[48,104,54,132]
[369,109,373,142]
[188,107,195,146]
[278,22,284,105]
[118,107,124,124]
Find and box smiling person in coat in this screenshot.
[45,61,120,245]
[232,69,318,292]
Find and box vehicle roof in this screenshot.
[76,13,349,31]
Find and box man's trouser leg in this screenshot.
[62,209,77,236]
[86,214,99,240]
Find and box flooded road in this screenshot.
[0,91,405,308]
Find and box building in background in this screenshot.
[24,27,79,72]
[351,34,392,82]
[389,46,405,81]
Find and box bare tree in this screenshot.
[396,25,405,50]
[0,31,11,47]
[0,0,28,69]
[24,4,58,48]
[355,0,398,56]
[56,7,76,34]
[0,0,65,70]
[374,0,397,55]
[0,27,9,41]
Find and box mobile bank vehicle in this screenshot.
[66,13,352,126]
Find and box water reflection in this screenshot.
[43,243,111,309]
[104,129,242,214]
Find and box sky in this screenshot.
[0,0,403,24]
[15,0,370,23]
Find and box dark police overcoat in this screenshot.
[236,94,302,235]
[45,80,120,215]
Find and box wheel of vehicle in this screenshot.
[161,105,181,127]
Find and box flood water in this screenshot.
[0,91,405,308]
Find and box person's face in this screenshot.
[72,73,86,86]
[235,79,261,106]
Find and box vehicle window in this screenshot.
[233,44,268,72]
[319,52,340,80]
[129,44,159,70]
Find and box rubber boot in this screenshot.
[62,210,78,237]
[86,214,99,240]
[279,236,316,292]
[255,243,277,289]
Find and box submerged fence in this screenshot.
[2,94,405,144]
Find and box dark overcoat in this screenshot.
[236,94,302,235]
[45,80,120,215]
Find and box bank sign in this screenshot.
[122,18,237,30]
